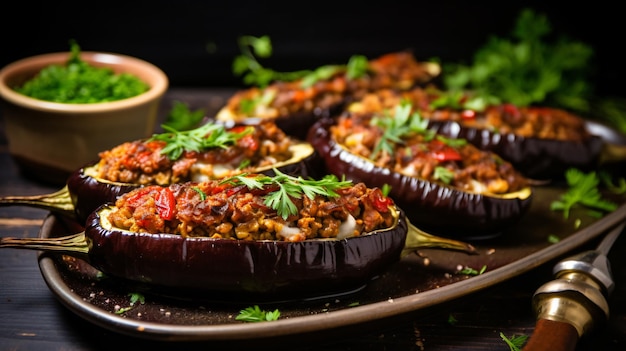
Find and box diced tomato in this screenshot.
[431,148,462,161]
[461,109,476,120]
[155,187,176,220]
[371,190,394,213]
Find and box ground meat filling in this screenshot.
[93,121,294,185]
[218,52,438,121]
[107,181,396,242]
[331,113,529,195]
[348,87,594,141]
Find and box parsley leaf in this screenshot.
[235,305,280,322]
[232,35,368,88]
[443,8,594,112]
[550,168,617,219]
[148,122,254,160]
[221,168,353,220]
[162,101,206,131]
[370,101,434,160]
[500,332,528,351]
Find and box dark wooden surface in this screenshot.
[1,88,626,351]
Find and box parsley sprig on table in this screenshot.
[148,122,254,160]
[235,305,280,322]
[550,168,618,219]
[221,169,353,220]
[232,35,369,88]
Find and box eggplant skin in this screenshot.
[308,118,533,239]
[429,121,605,181]
[66,165,139,225]
[84,205,408,299]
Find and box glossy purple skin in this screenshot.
[84,204,408,299]
[308,118,533,239]
[66,165,138,224]
[428,120,605,181]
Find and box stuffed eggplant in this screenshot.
[308,101,533,239]
[347,87,622,180]
[0,120,323,224]
[215,51,441,140]
[0,171,475,299]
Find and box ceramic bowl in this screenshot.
[0,51,169,185]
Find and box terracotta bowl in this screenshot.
[0,51,169,185]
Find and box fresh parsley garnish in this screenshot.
[443,8,594,112]
[235,305,280,322]
[221,169,353,220]
[232,35,368,88]
[15,39,149,103]
[599,170,626,195]
[433,166,455,184]
[458,265,487,275]
[370,101,434,160]
[550,168,617,219]
[500,332,528,351]
[162,100,206,131]
[115,292,145,315]
[148,122,254,160]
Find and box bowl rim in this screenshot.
[0,51,169,113]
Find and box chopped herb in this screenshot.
[429,89,499,112]
[381,183,392,197]
[599,171,626,194]
[370,101,434,160]
[547,234,560,244]
[448,314,458,325]
[221,169,353,220]
[232,35,368,88]
[16,39,149,103]
[443,8,594,112]
[191,186,206,201]
[500,332,528,351]
[550,168,617,219]
[235,305,280,322]
[162,101,206,131]
[348,302,360,307]
[434,166,455,184]
[148,122,254,160]
[115,292,145,315]
[458,265,487,276]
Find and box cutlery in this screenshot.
[522,221,626,351]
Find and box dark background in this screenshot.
[1,1,623,98]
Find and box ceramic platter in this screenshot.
[37,183,626,341]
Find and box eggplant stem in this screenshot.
[0,232,89,258]
[403,222,476,257]
[600,143,626,164]
[0,186,76,219]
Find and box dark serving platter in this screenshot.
[37,183,626,341]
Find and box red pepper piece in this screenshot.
[155,187,176,220]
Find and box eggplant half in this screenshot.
[346,87,626,180]
[308,117,533,240]
[1,177,475,300]
[0,121,323,224]
[426,106,611,181]
[215,51,441,140]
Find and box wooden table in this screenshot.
[1,88,625,350]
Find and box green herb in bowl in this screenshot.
[14,40,149,103]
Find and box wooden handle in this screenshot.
[522,319,579,351]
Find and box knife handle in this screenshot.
[523,273,610,351]
[522,319,578,351]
